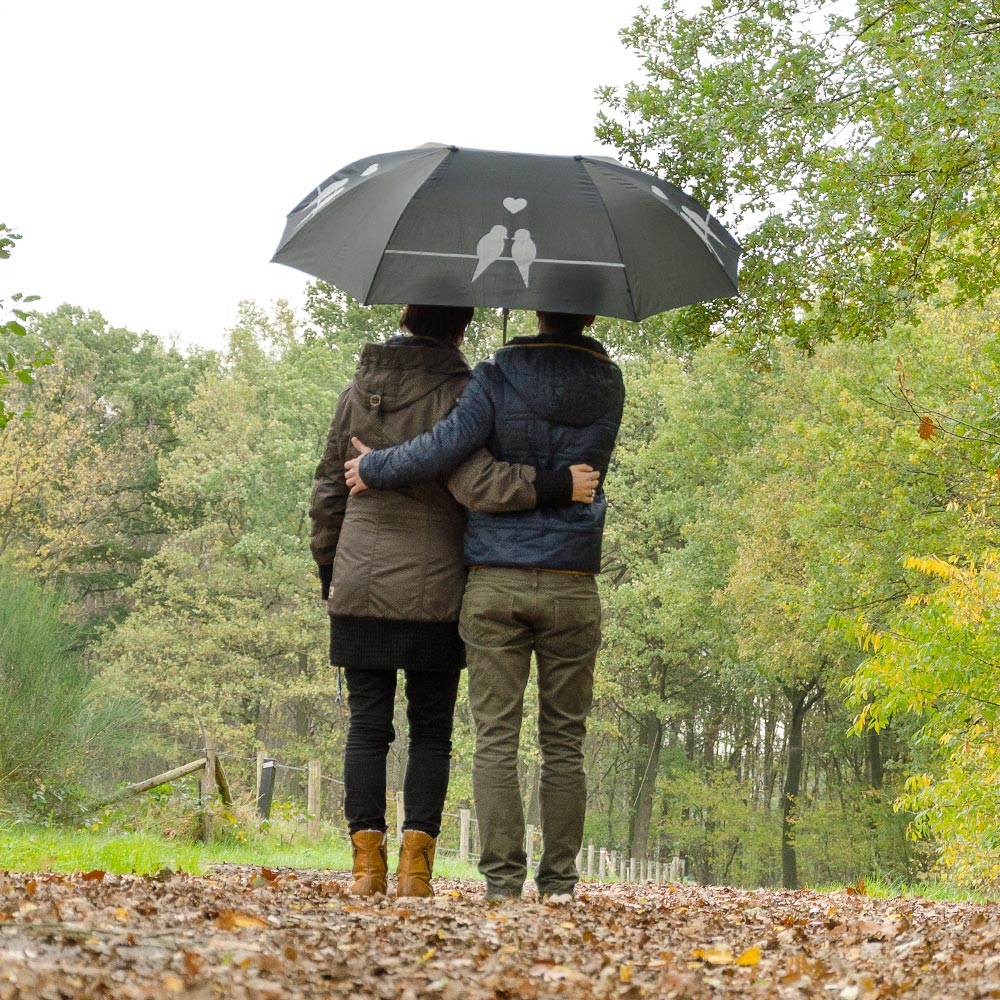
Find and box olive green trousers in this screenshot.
[459,567,601,898]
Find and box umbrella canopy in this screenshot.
[272,143,741,322]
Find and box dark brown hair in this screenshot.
[536,311,593,336]
[400,304,474,344]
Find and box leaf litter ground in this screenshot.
[2,865,999,998]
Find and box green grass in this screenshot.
[0,822,481,879]
[807,874,991,903]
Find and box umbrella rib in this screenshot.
[579,158,641,321]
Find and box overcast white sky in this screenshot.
[3,1,649,351]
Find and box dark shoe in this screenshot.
[397,830,437,898]
[350,829,387,896]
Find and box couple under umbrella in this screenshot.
[274,144,741,900]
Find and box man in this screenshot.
[345,311,624,902]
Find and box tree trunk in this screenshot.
[781,679,823,890]
[525,761,541,827]
[702,711,722,770]
[390,697,409,792]
[628,711,663,861]
[868,728,883,790]
[763,697,779,809]
[293,651,312,738]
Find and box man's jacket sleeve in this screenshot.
[359,367,496,488]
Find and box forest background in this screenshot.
[3,0,1000,893]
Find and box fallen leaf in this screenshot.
[620,964,634,983]
[214,910,269,930]
[81,870,106,882]
[181,950,203,976]
[693,944,735,965]
[736,945,762,966]
[542,965,590,983]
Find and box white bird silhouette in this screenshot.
[472,225,509,282]
[511,229,537,287]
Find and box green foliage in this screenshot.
[846,555,1000,885]
[837,301,1000,885]
[660,767,782,885]
[95,300,359,776]
[591,293,999,886]
[0,224,53,428]
[23,303,217,440]
[0,819,486,879]
[0,564,140,804]
[1,305,221,631]
[0,359,165,626]
[598,0,1000,351]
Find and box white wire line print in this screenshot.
[386,196,624,287]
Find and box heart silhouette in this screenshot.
[503,197,527,214]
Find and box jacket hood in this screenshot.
[352,339,470,414]
[493,339,623,427]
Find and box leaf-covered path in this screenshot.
[2,866,999,999]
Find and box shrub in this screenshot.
[0,563,139,811]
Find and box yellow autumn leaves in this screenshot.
[691,943,762,966]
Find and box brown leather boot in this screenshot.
[349,830,387,896]
[396,829,437,898]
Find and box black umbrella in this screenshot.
[272,143,741,321]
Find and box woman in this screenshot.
[310,304,595,898]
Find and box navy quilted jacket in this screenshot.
[359,332,624,574]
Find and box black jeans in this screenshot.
[343,668,461,837]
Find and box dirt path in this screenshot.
[2,865,999,998]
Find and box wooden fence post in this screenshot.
[256,751,264,800]
[598,848,607,879]
[459,809,471,862]
[587,840,595,877]
[214,756,232,807]
[200,732,218,842]
[307,760,321,839]
[256,758,276,820]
